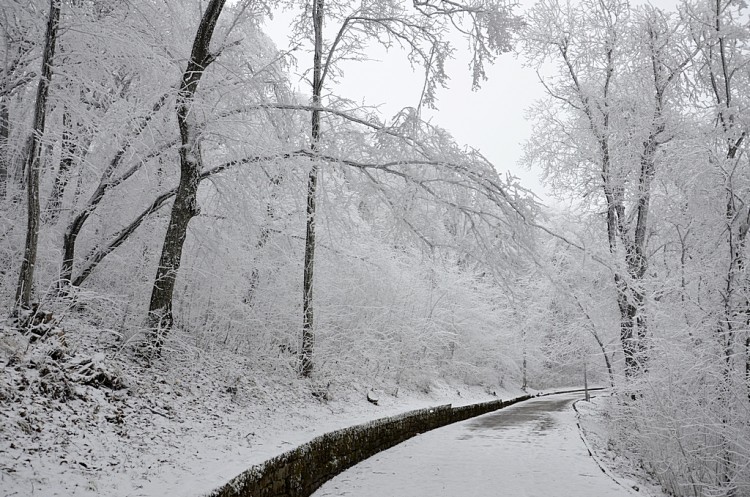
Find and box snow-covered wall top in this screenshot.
[206,395,532,497]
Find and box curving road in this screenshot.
[313,392,632,497]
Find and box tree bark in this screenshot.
[45,109,76,223]
[600,136,644,377]
[299,0,325,378]
[146,0,226,352]
[0,99,8,199]
[15,0,60,310]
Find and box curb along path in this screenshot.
[573,398,641,496]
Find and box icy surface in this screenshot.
[314,392,638,497]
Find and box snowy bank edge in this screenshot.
[573,395,641,496]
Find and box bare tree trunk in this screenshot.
[615,275,638,375]
[601,139,643,378]
[521,327,527,390]
[15,0,60,310]
[623,17,675,369]
[0,99,8,199]
[146,0,226,353]
[45,109,76,223]
[300,164,317,376]
[620,142,658,375]
[610,17,674,377]
[299,0,325,378]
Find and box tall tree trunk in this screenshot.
[0,99,8,199]
[146,0,226,353]
[45,109,76,223]
[610,19,672,377]
[704,0,749,405]
[600,138,643,377]
[15,0,60,310]
[299,0,324,378]
[602,164,640,377]
[615,274,639,375]
[622,132,660,374]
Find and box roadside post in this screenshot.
[584,358,590,401]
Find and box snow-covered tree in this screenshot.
[523,0,694,377]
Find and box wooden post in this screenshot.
[584,357,590,401]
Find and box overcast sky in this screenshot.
[334,35,545,197]
[263,0,679,204]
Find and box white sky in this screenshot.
[336,39,544,196]
[263,0,679,203]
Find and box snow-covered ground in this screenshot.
[0,319,524,497]
[576,395,667,497]
[0,312,661,497]
[313,392,651,497]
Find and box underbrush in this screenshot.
[0,295,519,496]
[586,352,750,497]
[605,379,750,497]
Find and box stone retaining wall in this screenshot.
[206,394,531,497]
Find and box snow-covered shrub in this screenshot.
[605,334,750,497]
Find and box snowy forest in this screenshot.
[1,0,749,495]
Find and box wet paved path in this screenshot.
[313,392,632,497]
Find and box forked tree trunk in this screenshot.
[57,89,169,292]
[601,143,644,377]
[15,0,60,310]
[299,0,325,378]
[146,0,226,353]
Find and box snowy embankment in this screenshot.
[575,395,666,497]
[0,317,525,497]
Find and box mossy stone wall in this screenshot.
[206,394,532,497]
